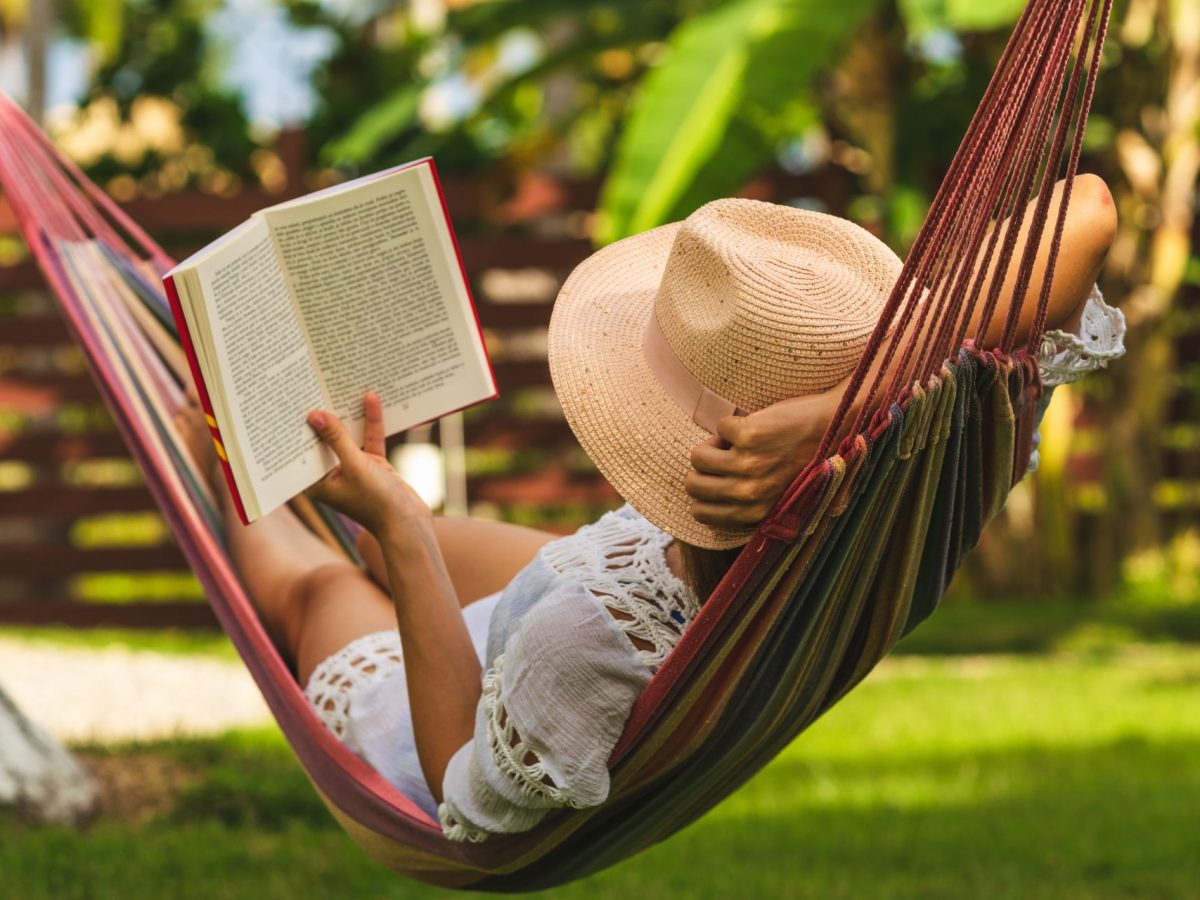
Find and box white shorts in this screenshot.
[303,591,501,819]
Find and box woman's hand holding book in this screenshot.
[304,392,432,542]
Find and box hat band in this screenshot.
[643,312,746,432]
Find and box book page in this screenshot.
[264,162,494,439]
[189,218,331,516]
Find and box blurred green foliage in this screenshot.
[44,2,1108,249]
[58,0,259,182]
[29,0,1200,601]
[899,0,1027,32]
[595,0,877,243]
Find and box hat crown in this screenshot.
[653,199,902,411]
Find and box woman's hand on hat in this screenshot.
[684,387,842,529]
[304,392,431,540]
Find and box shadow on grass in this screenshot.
[547,736,1200,900]
[895,599,1200,657]
[2,731,1197,899]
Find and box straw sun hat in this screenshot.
[547,198,903,550]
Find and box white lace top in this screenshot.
[437,504,699,842]
[1038,284,1126,387]
[437,287,1126,843]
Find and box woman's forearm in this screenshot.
[301,400,481,802]
[378,520,481,804]
[966,173,1115,345]
[854,175,1116,409]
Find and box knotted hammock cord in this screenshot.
[816,0,1112,463]
[0,0,1112,890]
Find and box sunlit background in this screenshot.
[0,1,1197,897]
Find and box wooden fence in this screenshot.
[0,160,850,628]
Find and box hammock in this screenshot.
[0,0,1110,889]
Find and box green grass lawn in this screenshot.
[0,625,238,660]
[3,642,1198,899]
[6,592,1199,662]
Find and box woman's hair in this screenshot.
[677,541,744,604]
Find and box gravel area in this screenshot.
[0,637,273,744]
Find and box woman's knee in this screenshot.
[277,562,374,651]
[286,562,399,681]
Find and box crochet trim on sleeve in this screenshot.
[1037,284,1126,388]
[438,803,490,844]
[481,654,588,809]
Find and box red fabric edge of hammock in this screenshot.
[22,223,460,855]
[162,274,251,525]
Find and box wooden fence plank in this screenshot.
[0,314,71,343]
[0,431,128,460]
[0,600,216,629]
[491,360,556,388]
[0,260,45,291]
[0,486,157,517]
[467,472,618,506]
[0,544,188,577]
[475,303,555,329]
[0,373,100,403]
[464,419,571,447]
[457,235,593,270]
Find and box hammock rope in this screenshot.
[0,0,1111,889]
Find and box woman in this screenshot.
[176,175,1124,842]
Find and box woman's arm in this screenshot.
[305,394,479,803]
[964,173,1115,346]
[686,175,1118,530]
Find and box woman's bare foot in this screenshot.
[172,387,224,496]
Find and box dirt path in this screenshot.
[0,637,272,745]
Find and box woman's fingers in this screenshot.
[362,391,386,457]
[689,499,769,529]
[684,469,752,504]
[714,414,751,447]
[689,434,742,476]
[307,410,361,468]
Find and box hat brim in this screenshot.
[548,222,755,550]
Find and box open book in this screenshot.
[164,158,496,524]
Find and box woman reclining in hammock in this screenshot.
[176,174,1125,842]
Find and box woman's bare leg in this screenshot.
[355,517,558,607]
[174,394,556,682]
[175,398,399,685]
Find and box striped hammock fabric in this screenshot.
[0,0,1110,889]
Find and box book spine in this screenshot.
[426,158,499,402]
[163,273,251,525]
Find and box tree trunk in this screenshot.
[1093,0,1200,591]
[956,0,1199,600]
[25,0,54,124]
[0,683,96,824]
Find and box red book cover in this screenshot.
[426,158,499,402]
[163,273,251,525]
